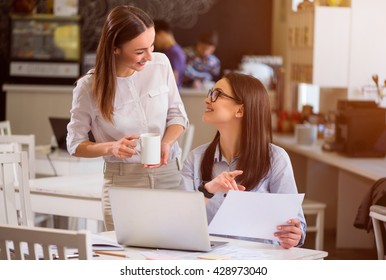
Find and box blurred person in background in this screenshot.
[183,31,221,89]
[154,19,186,88]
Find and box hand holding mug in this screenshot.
[111,135,139,159]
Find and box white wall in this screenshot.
[349,0,386,102]
[4,84,73,145]
[313,7,351,88]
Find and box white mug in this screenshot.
[135,133,161,165]
[295,124,317,145]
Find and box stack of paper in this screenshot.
[208,191,304,241]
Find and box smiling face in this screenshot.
[114,27,155,76]
[202,78,244,128]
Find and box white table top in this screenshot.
[35,145,104,176]
[273,134,386,181]
[29,173,103,199]
[29,173,104,220]
[35,145,104,163]
[95,231,328,260]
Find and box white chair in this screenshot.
[0,224,92,260]
[369,204,386,260]
[0,120,12,136]
[179,124,195,163]
[0,151,34,226]
[0,135,36,179]
[302,198,326,251]
[0,135,54,227]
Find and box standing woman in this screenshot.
[67,6,188,230]
[180,72,306,249]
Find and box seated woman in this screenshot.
[180,72,306,249]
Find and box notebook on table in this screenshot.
[109,187,227,252]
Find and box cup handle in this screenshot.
[132,138,141,155]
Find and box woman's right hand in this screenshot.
[111,135,140,159]
[205,170,245,194]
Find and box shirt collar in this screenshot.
[214,144,221,163]
[214,143,239,164]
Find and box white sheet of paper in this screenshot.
[208,191,304,241]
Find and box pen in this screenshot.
[93,250,128,258]
[52,253,99,260]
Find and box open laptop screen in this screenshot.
[109,187,225,252]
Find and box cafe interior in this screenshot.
[0,0,385,260]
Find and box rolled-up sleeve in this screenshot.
[66,77,95,155]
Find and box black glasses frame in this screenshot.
[207,88,241,103]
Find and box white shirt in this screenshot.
[67,52,189,163]
[180,142,306,246]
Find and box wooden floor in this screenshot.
[302,229,377,260]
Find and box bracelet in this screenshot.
[198,182,214,199]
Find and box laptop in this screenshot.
[109,187,227,252]
[49,117,95,150]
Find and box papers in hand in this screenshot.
[208,191,304,241]
[91,234,124,251]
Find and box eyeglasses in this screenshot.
[207,88,241,103]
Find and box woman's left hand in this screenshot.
[274,218,302,249]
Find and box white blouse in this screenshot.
[67,52,189,163]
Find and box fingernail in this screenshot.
[277,226,282,230]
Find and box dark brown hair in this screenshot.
[200,72,272,191]
[198,31,218,47]
[93,5,154,122]
[154,19,172,33]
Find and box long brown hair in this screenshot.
[92,5,154,122]
[200,72,273,191]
